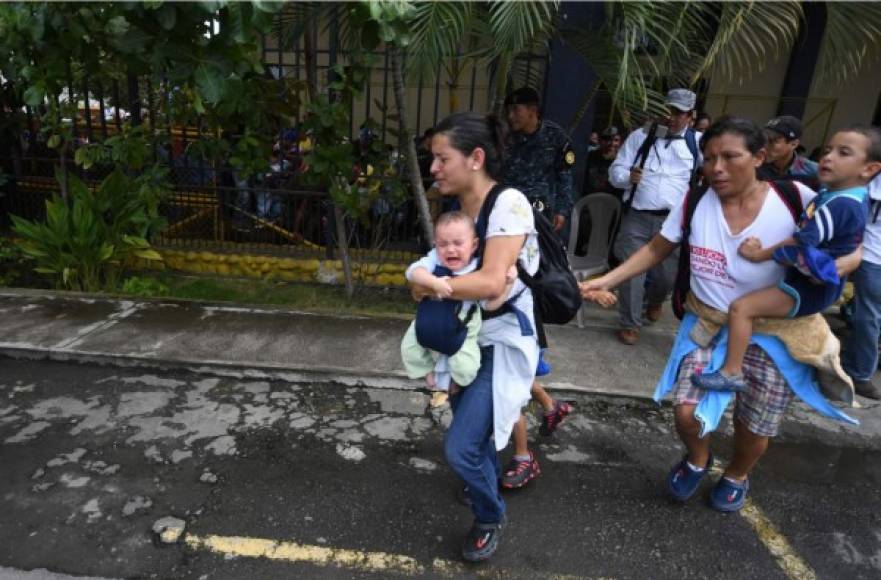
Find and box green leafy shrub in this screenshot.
[0,237,28,287]
[11,168,168,292]
[120,275,169,298]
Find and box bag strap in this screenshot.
[475,183,507,265]
[684,128,700,189]
[461,302,478,326]
[768,179,804,224]
[624,123,660,211]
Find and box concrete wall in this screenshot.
[802,59,881,150]
[702,47,881,151]
[702,52,791,127]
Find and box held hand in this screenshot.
[553,214,566,232]
[738,237,764,262]
[629,167,643,185]
[431,276,454,299]
[579,276,610,299]
[583,289,617,308]
[410,283,433,302]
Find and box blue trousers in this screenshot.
[444,346,504,524]
[844,261,881,381]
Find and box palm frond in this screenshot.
[404,1,472,77]
[694,1,802,85]
[484,1,559,58]
[816,2,881,86]
[562,29,666,127]
[273,2,326,52]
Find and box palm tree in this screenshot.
[392,1,560,242]
[564,1,881,132]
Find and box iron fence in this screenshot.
[0,14,550,261]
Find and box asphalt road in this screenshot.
[1,358,880,579]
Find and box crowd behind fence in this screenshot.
[0,21,549,262]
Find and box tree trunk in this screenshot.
[491,56,512,118]
[331,184,354,298]
[58,137,69,204]
[390,46,434,248]
[304,20,319,103]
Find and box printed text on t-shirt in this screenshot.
[690,245,734,289]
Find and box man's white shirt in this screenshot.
[609,126,703,211]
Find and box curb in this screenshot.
[0,344,657,403]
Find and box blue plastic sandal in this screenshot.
[691,370,747,393]
[667,453,713,502]
[710,476,750,512]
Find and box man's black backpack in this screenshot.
[476,184,582,331]
[671,180,804,319]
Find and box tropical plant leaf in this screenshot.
[404,2,472,77]
[693,1,802,85]
[816,2,881,86]
[133,249,163,261]
[484,0,558,58]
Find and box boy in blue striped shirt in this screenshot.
[695,125,881,393]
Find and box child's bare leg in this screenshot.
[724,287,795,376]
[531,381,555,413]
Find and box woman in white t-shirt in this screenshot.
[409,112,539,562]
[582,117,861,513]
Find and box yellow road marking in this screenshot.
[710,466,817,580]
[184,533,598,578]
[739,503,817,580]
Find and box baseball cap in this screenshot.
[666,88,696,112]
[765,116,802,140]
[504,87,540,108]
[601,126,620,138]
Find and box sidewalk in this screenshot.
[0,288,679,400]
[3,287,881,446]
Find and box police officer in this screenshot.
[500,87,576,491]
[757,115,820,190]
[502,87,576,236]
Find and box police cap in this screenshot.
[504,87,540,108]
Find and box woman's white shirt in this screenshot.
[659,182,816,312]
[478,187,539,343]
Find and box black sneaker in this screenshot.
[462,520,503,562]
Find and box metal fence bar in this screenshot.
[433,65,441,127]
[66,60,77,142]
[82,76,93,141]
[112,80,122,130]
[95,80,108,140]
[381,48,390,142]
[163,80,174,164]
[469,64,477,112]
[415,71,423,137]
